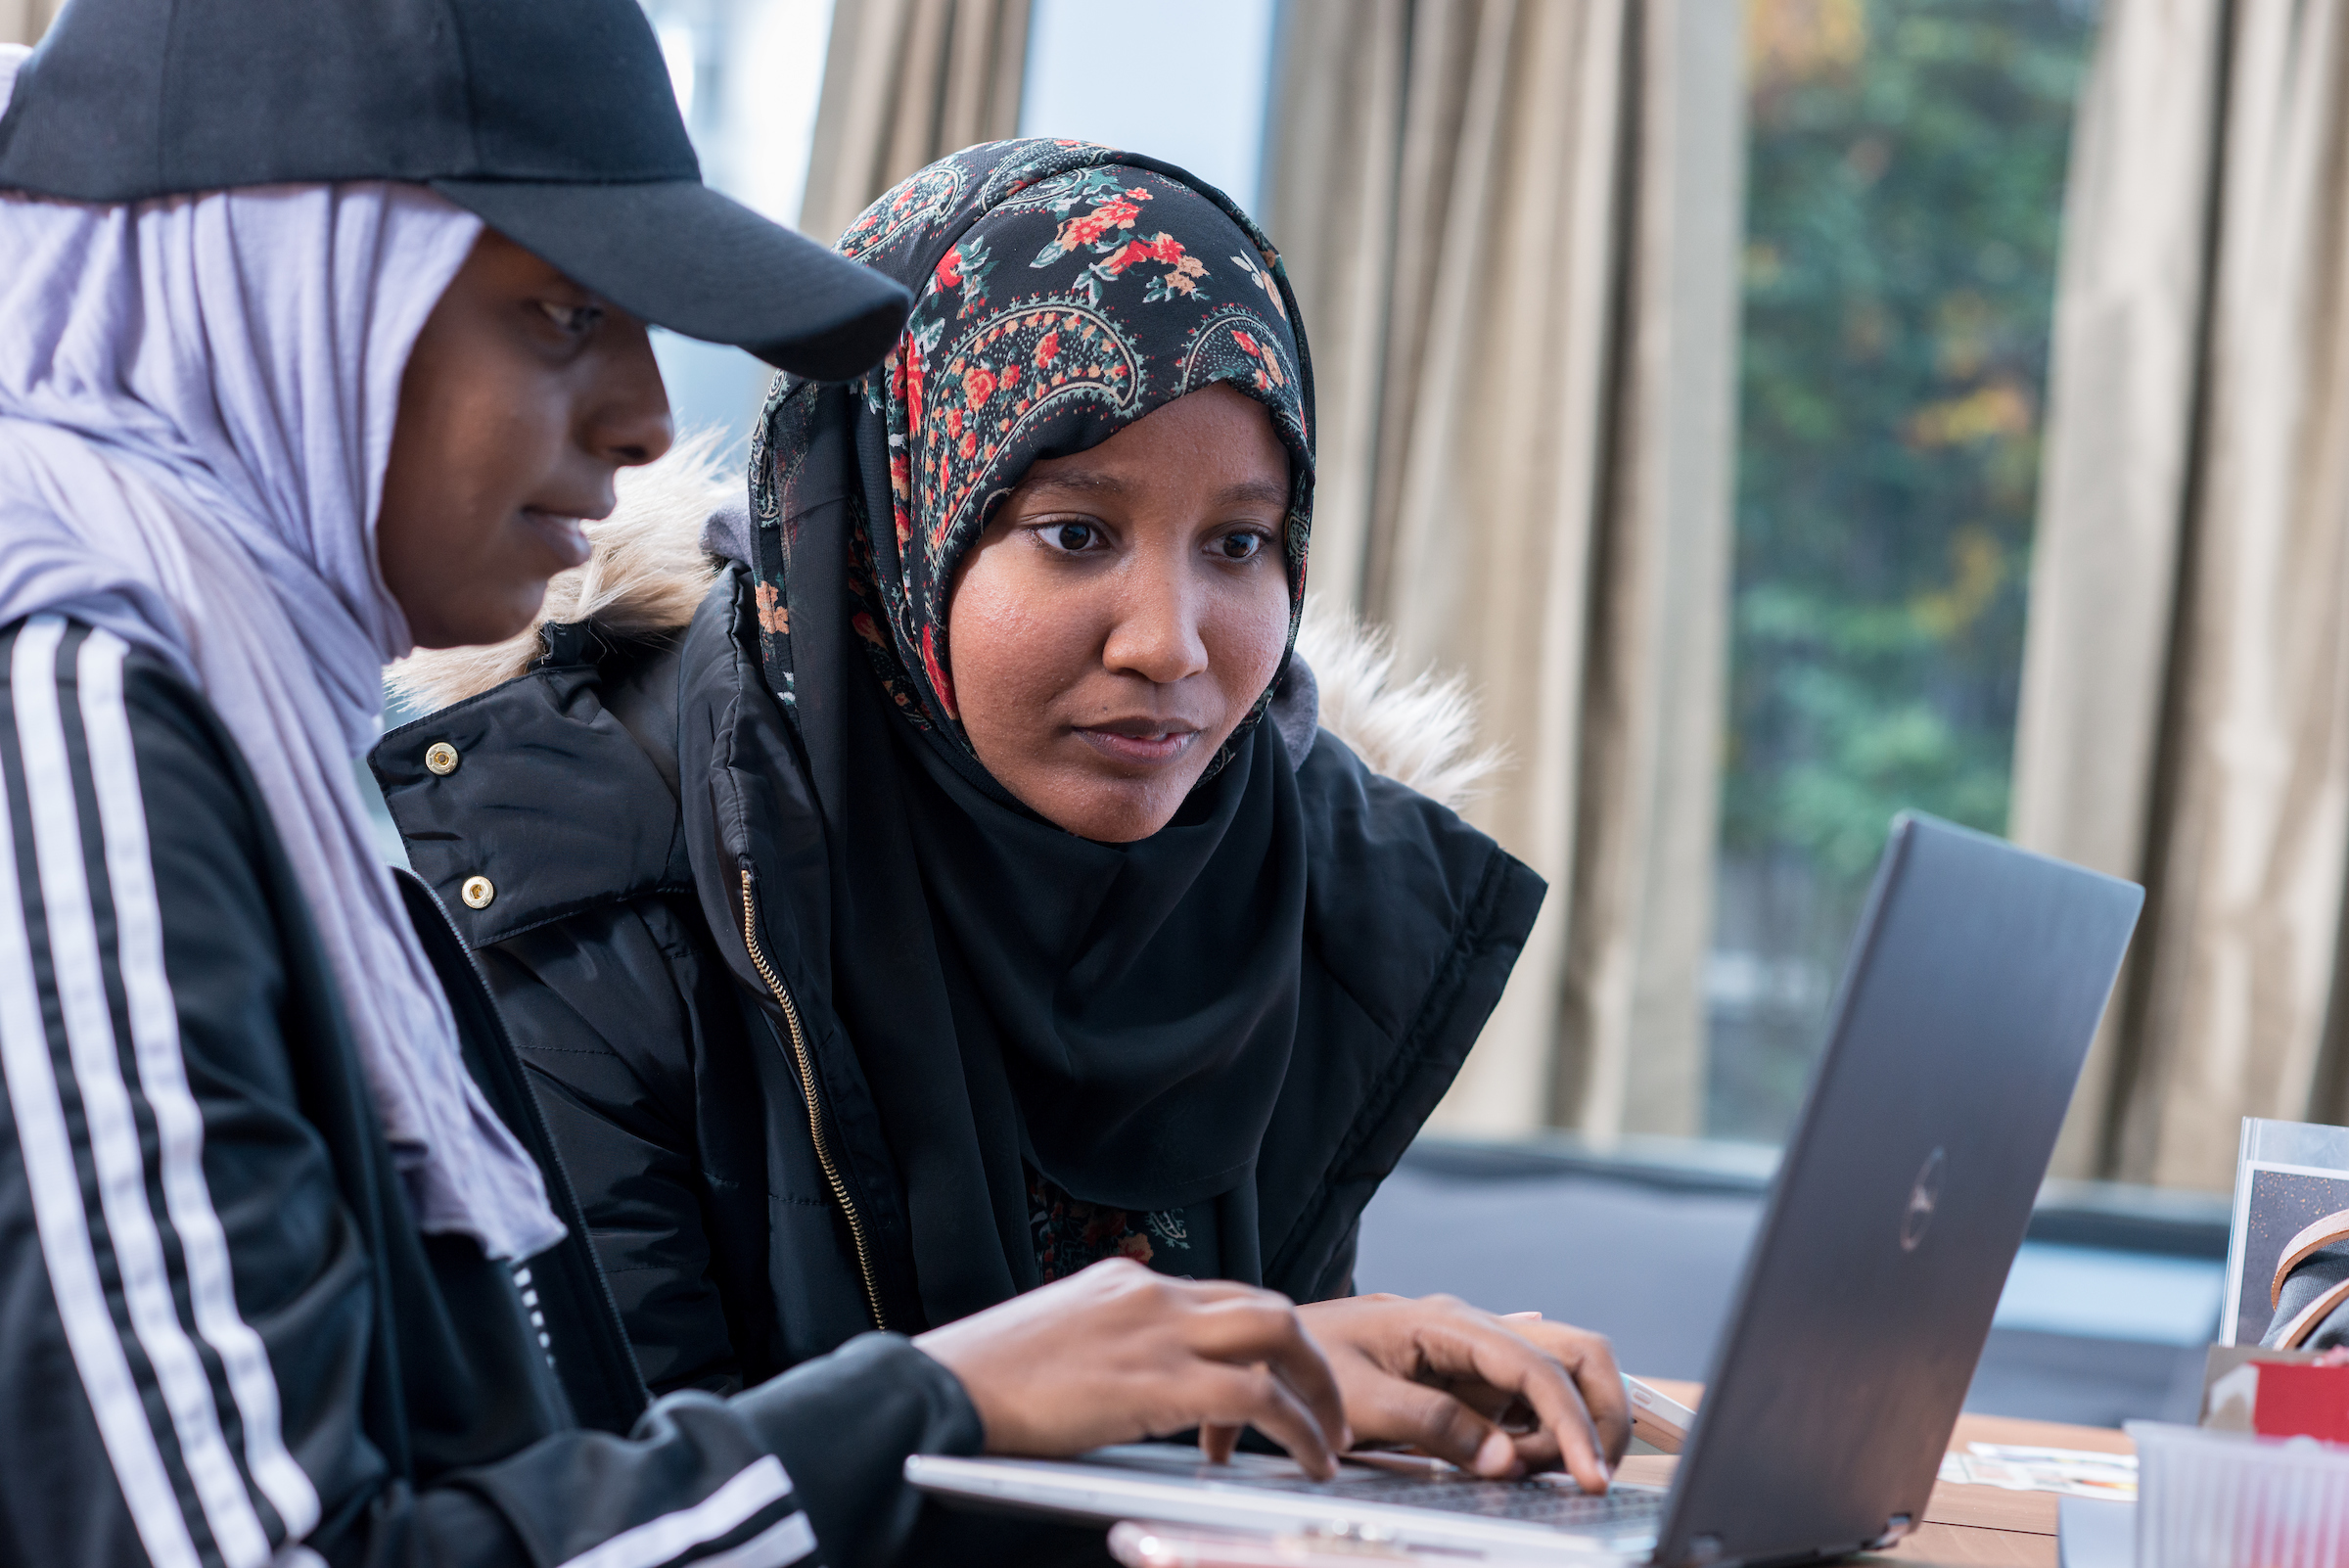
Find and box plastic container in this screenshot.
[2127,1419,2349,1568]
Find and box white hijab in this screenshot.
[0,46,564,1260]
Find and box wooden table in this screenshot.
[1622,1380,2130,1568]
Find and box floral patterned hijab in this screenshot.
[743,140,1321,1326]
[756,137,1313,783]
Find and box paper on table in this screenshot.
[1936,1444,2138,1500]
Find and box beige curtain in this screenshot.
[797,0,1030,248]
[1260,0,1743,1137]
[2015,0,2349,1189]
[0,0,63,46]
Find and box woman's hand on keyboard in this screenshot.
[1296,1295,1629,1493]
[913,1259,1351,1478]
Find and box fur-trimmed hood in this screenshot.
[391,442,1497,808]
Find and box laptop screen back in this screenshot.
[1653,814,2141,1567]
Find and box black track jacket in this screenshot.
[0,614,979,1568]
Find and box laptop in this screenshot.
[906,813,2143,1566]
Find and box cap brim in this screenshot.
[435,178,910,382]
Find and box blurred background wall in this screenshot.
[17,0,2348,1202]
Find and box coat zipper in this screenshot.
[738,867,887,1332]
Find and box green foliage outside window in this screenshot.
[1709,0,2096,1138]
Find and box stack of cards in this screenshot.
[1934,1443,2138,1499]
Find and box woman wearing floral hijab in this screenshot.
[384,138,1632,1487]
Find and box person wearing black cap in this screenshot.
[0,4,1360,1566]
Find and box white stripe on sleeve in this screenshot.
[79,628,322,1541]
[0,616,205,1568]
[695,1510,815,1568]
[557,1455,797,1568]
[15,617,276,1567]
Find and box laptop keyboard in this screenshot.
[1202,1469,1667,1528]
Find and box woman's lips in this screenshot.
[1075,725,1201,765]
[522,508,593,570]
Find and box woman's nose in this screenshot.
[1102,553,1210,686]
[587,315,676,470]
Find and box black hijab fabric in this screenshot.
[747,140,1318,1323]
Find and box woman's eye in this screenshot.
[537,300,604,335]
[1216,530,1267,562]
[1044,522,1097,553]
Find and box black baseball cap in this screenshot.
[0,0,909,381]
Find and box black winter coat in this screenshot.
[0,615,978,1568]
[372,569,1545,1397]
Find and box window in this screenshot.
[1708,0,2099,1141]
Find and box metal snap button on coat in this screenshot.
[425,741,459,775]
[460,876,495,909]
